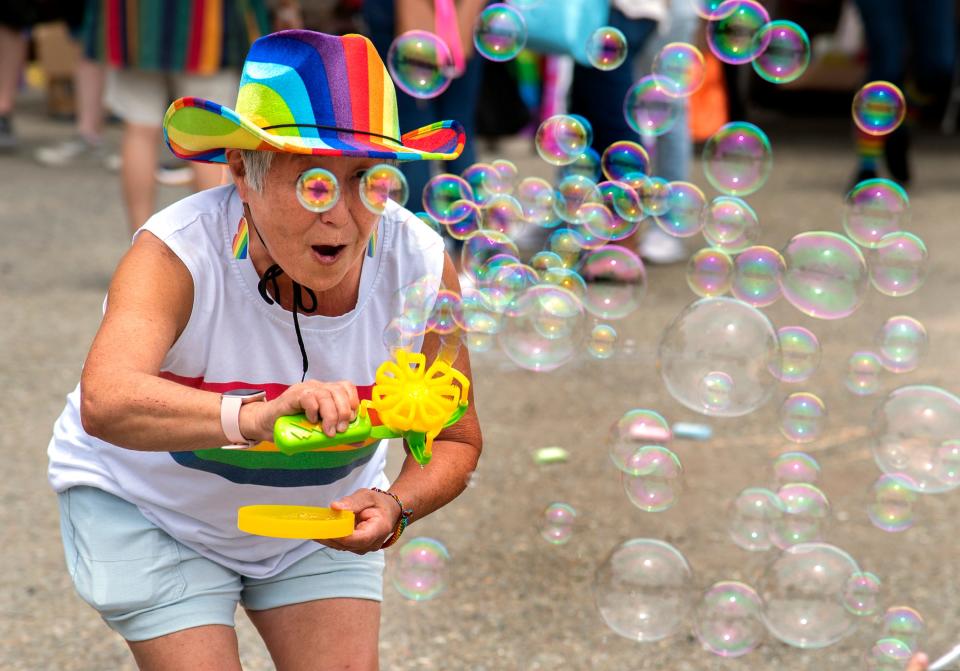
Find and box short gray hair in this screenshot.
[240,150,275,193]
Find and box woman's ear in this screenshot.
[226,150,251,201]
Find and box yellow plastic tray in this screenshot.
[237,505,355,539]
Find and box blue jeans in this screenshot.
[363,0,484,211]
[569,9,657,153]
[854,0,955,90]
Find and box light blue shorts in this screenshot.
[57,486,384,642]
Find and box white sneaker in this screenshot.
[35,136,119,171]
[640,227,688,265]
[155,164,194,186]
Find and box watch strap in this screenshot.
[220,394,249,445]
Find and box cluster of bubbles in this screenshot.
[375,14,957,671]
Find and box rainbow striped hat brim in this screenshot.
[163,30,465,164]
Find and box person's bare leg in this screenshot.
[0,25,27,115]
[128,624,243,671]
[122,123,161,232]
[246,598,380,671]
[75,59,107,143]
[193,162,225,192]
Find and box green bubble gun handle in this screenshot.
[273,350,470,466]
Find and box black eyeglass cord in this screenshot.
[247,211,316,382]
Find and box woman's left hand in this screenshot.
[320,489,402,554]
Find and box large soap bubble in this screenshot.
[499,284,587,372]
[871,385,960,494]
[780,231,868,320]
[758,542,861,649]
[593,539,695,642]
[658,297,780,417]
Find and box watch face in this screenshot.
[223,388,266,398]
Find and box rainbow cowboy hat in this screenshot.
[163,30,465,163]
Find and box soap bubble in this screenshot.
[586,26,628,70]
[853,81,907,136]
[843,178,909,249]
[844,571,882,616]
[414,211,442,235]
[359,163,408,214]
[600,140,650,185]
[870,232,928,297]
[758,542,861,648]
[460,230,519,284]
[535,114,590,166]
[876,316,928,373]
[593,539,695,642]
[882,606,925,650]
[481,193,525,238]
[473,3,527,62]
[701,196,761,253]
[622,445,684,512]
[560,146,601,182]
[699,371,735,413]
[587,323,618,359]
[779,392,827,443]
[579,245,647,319]
[554,174,602,224]
[426,289,465,335]
[608,409,673,472]
[573,203,617,250]
[772,326,821,383]
[639,177,673,217]
[658,297,780,417]
[781,231,868,320]
[540,502,577,545]
[728,487,785,551]
[491,159,519,190]
[499,285,586,372]
[865,638,913,671]
[751,20,810,84]
[598,180,644,227]
[652,42,706,97]
[695,0,734,19]
[706,0,771,65]
[868,473,918,533]
[772,482,831,548]
[623,75,680,137]
[846,350,884,396]
[935,440,960,489]
[530,250,563,273]
[702,122,773,196]
[548,228,587,267]
[516,177,558,227]
[686,248,734,297]
[694,581,765,657]
[443,200,482,240]
[541,266,588,299]
[423,173,474,224]
[732,245,785,307]
[773,453,820,488]
[296,167,340,212]
[478,262,538,313]
[655,181,706,238]
[872,385,960,494]
[461,162,506,206]
[387,30,455,99]
[461,288,502,352]
[392,537,450,600]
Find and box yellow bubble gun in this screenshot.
[272,349,471,467]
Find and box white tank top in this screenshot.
[47,184,445,577]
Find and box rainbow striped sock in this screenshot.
[855,129,883,171]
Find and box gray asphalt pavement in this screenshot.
[3,95,960,670]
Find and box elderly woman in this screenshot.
[47,30,481,670]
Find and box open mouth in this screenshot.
[312,244,346,264]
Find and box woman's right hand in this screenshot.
[240,380,359,442]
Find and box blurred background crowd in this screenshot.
[0,0,957,261]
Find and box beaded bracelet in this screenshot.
[371,487,413,549]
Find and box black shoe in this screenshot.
[884,125,911,188]
[0,115,16,152]
[847,166,878,193]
